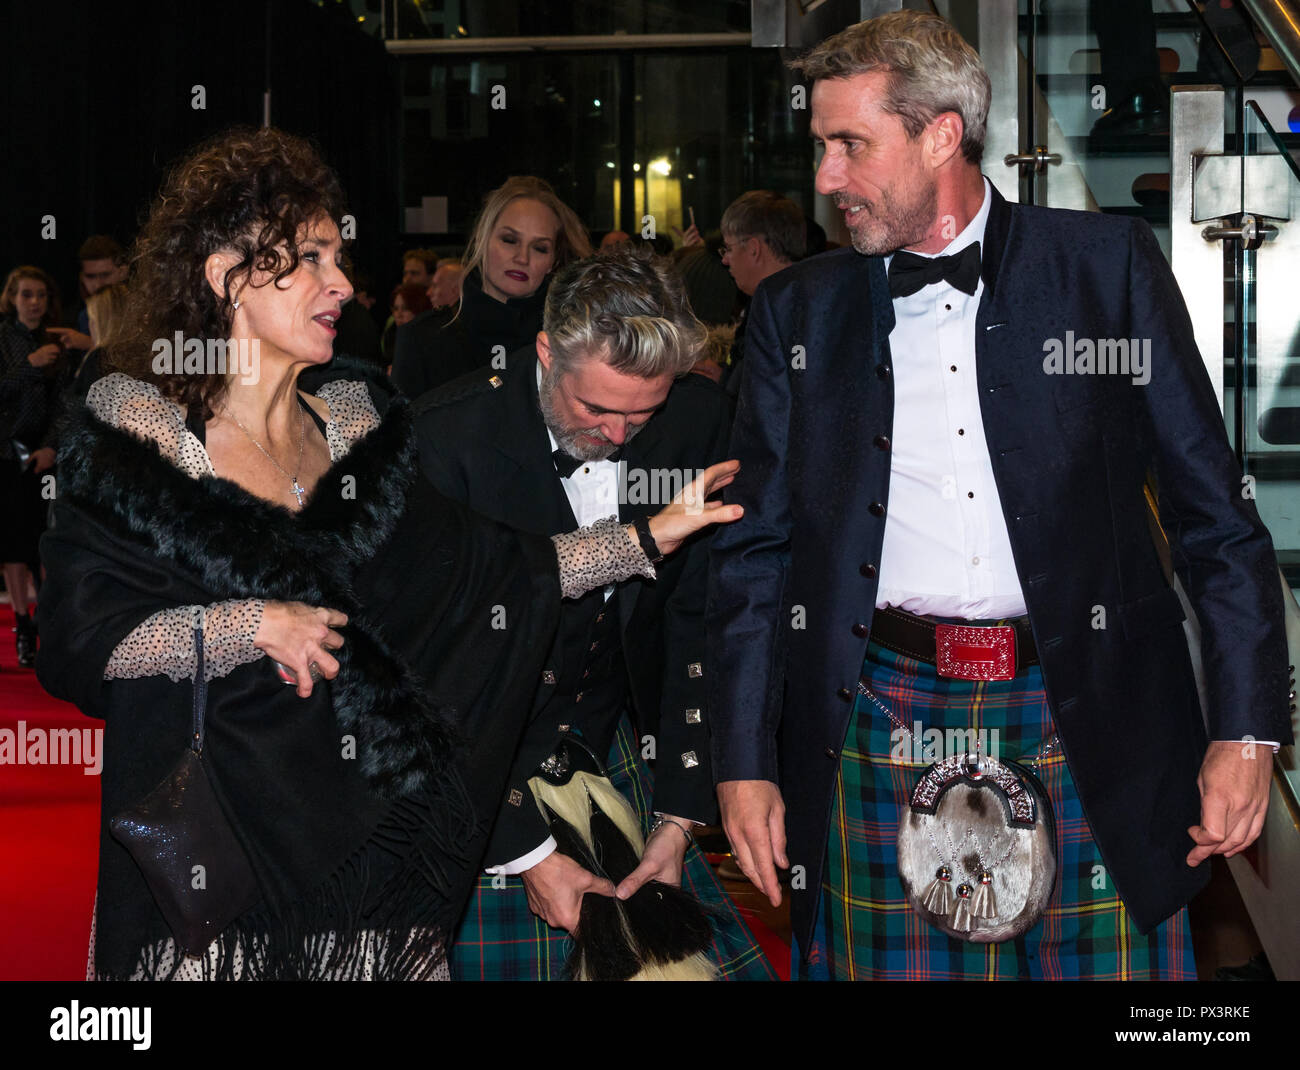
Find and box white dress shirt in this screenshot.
[872,183,1277,750]
[876,178,1028,620]
[487,371,623,875]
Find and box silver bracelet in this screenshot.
[650,816,693,846]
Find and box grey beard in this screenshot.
[538,367,643,462]
[845,179,938,257]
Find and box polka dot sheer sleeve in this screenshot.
[550,515,655,600]
[104,600,266,683]
[86,375,265,682]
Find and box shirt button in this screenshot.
[950,365,957,372]
[967,491,974,498]
[825,746,837,759]
[837,687,852,701]
[957,428,965,436]
[868,501,885,517]
[944,304,952,311]
[872,435,890,451]
[972,556,980,565]
[852,623,869,638]
[860,563,878,578]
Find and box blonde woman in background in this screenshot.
[71,281,130,395]
[390,176,591,400]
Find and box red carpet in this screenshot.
[0,605,100,980]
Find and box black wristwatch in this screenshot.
[632,514,664,563]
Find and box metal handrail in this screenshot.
[1241,0,1300,88]
[385,33,752,54]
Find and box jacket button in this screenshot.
[875,364,891,380]
[852,623,869,638]
[868,501,885,517]
[825,746,837,758]
[837,687,852,701]
[860,563,878,578]
[872,435,890,451]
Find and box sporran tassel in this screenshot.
[971,870,997,920]
[919,864,953,916]
[952,883,974,932]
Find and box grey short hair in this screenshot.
[790,11,991,165]
[543,246,706,379]
[720,191,806,263]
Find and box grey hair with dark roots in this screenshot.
[790,10,991,165]
[542,246,706,379]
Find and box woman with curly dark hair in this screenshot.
[36,127,739,980]
[0,265,68,665]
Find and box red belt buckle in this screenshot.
[933,623,1016,681]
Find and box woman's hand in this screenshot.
[254,600,348,698]
[48,327,94,351]
[640,459,743,559]
[27,344,61,369]
[28,447,56,473]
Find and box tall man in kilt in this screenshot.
[414,247,775,980]
[707,11,1292,981]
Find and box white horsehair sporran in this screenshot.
[860,682,1059,943]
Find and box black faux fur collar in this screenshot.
[57,398,458,799]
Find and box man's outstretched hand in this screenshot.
[717,779,788,907]
[1186,740,1273,866]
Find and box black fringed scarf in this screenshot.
[38,391,560,980]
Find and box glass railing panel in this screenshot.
[1237,99,1300,796]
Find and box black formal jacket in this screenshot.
[390,270,548,402]
[707,184,1292,955]
[414,350,732,864]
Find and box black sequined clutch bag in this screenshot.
[109,619,261,954]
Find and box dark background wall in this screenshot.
[1,0,399,318]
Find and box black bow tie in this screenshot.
[887,241,981,299]
[552,446,621,478]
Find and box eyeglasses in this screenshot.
[719,236,752,260]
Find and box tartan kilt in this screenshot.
[449,713,777,981]
[799,639,1195,981]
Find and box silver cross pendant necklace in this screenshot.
[225,398,308,507]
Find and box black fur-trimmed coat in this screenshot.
[37,389,560,979]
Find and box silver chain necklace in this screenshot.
[224,399,307,507]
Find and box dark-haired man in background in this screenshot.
[718,190,805,395]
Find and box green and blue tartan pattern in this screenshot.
[449,715,777,981]
[799,641,1195,981]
